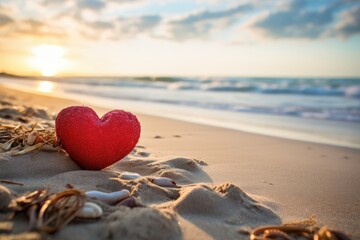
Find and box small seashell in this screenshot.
[149,177,178,187]
[118,171,141,180]
[86,190,130,205]
[76,202,103,218]
[0,185,12,211]
[26,132,38,146]
[117,197,136,208]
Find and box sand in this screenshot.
[0,86,360,239]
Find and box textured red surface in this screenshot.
[55,106,141,170]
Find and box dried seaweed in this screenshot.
[9,189,86,234]
[37,189,86,233]
[250,216,351,240]
[0,123,60,156]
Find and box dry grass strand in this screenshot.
[37,189,86,233]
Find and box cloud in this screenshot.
[116,15,161,37]
[253,0,337,38]
[10,19,66,39]
[70,14,162,40]
[78,0,105,10]
[42,0,156,40]
[252,0,360,39]
[0,0,359,43]
[167,4,253,40]
[0,5,66,39]
[336,5,360,37]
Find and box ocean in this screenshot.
[1,76,360,148]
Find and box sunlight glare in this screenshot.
[29,45,69,76]
[37,81,54,93]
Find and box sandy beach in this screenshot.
[0,86,360,239]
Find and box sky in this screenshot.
[0,0,359,77]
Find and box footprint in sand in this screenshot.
[131,146,150,157]
[263,180,274,186]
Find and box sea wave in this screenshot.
[65,87,360,123]
[0,76,359,123]
[55,77,360,98]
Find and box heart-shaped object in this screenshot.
[55,106,141,170]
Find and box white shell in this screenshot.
[118,171,141,180]
[150,177,177,187]
[26,132,38,146]
[86,190,130,205]
[76,202,103,218]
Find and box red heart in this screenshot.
[55,106,141,170]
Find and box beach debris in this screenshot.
[135,150,150,157]
[0,107,21,119]
[27,205,39,231]
[0,100,12,106]
[0,232,43,240]
[37,189,86,233]
[0,221,13,233]
[250,216,351,240]
[23,107,50,120]
[315,226,351,240]
[149,177,178,187]
[0,123,60,156]
[0,185,12,211]
[1,138,16,151]
[0,179,24,186]
[11,189,49,212]
[76,202,103,219]
[8,189,87,233]
[26,131,38,146]
[117,197,137,208]
[86,190,130,205]
[12,143,45,156]
[118,171,141,180]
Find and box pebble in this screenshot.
[76,202,103,218]
[117,197,136,208]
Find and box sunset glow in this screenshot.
[29,45,69,77]
[0,0,359,77]
[37,81,54,93]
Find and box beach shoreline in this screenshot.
[1,77,360,150]
[1,85,360,238]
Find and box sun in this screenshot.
[29,44,69,77]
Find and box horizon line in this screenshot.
[1,71,360,80]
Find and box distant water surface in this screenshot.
[1,76,360,148]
